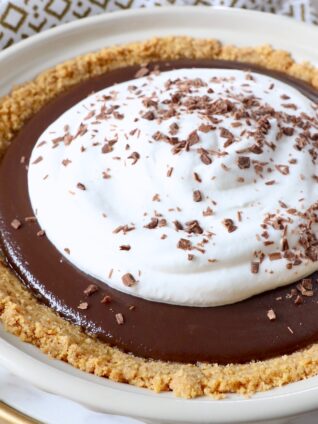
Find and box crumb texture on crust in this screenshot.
[1,37,318,399]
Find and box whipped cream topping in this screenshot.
[28,68,318,307]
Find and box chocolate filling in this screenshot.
[1,59,318,365]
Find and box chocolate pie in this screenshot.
[1,37,318,399]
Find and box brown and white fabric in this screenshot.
[0,0,317,50]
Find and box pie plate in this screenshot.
[0,6,318,423]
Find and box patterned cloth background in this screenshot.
[0,0,317,50]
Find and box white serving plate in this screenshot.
[0,6,318,424]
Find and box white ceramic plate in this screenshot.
[1,7,318,424]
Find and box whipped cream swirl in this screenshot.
[28,68,318,306]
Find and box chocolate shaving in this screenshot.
[77,182,86,191]
[142,111,155,121]
[120,245,131,251]
[84,110,95,120]
[101,295,111,304]
[128,151,140,165]
[193,190,202,202]
[280,237,289,251]
[25,216,37,223]
[282,127,294,136]
[167,167,173,177]
[115,313,124,325]
[187,130,200,147]
[122,273,136,287]
[198,123,215,133]
[102,143,113,154]
[203,207,213,217]
[84,284,98,296]
[200,153,212,165]
[237,156,250,169]
[134,66,149,78]
[144,217,159,229]
[302,279,313,290]
[193,172,202,183]
[113,225,135,234]
[249,144,263,154]
[282,103,297,110]
[32,156,43,165]
[222,218,237,233]
[102,171,111,179]
[294,295,303,305]
[177,238,192,250]
[169,122,179,135]
[267,309,276,321]
[251,262,259,274]
[275,164,289,175]
[173,220,184,231]
[10,219,21,230]
[158,218,167,227]
[269,252,282,261]
[297,279,314,297]
[62,159,72,167]
[185,220,203,234]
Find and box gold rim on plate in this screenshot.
[0,401,41,424]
